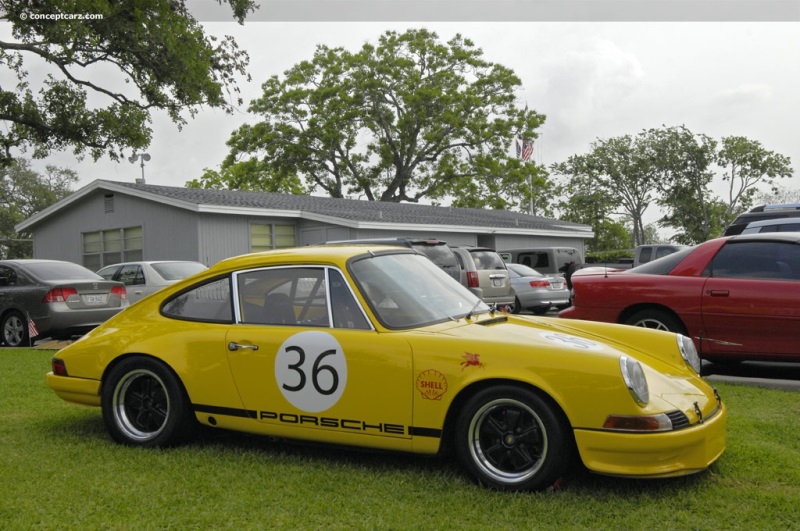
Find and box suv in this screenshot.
[723,204,800,236]
[450,246,515,308]
[498,247,584,278]
[741,217,800,234]
[325,237,461,283]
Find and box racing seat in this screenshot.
[263,293,295,325]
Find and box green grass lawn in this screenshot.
[2,348,799,530]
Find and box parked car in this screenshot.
[97,261,207,303]
[0,259,128,346]
[47,245,725,492]
[740,217,800,234]
[498,247,584,278]
[450,246,515,308]
[506,263,570,314]
[560,233,800,363]
[722,203,800,236]
[326,237,461,283]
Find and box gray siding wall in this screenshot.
[32,191,200,265]
[494,235,586,255]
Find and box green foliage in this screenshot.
[555,126,795,245]
[0,158,77,258]
[585,249,634,264]
[0,0,254,167]
[552,133,659,247]
[3,348,799,529]
[717,136,793,216]
[196,28,551,209]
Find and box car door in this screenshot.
[225,266,413,440]
[701,240,800,360]
[116,264,149,303]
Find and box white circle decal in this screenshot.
[275,331,348,412]
[540,332,604,351]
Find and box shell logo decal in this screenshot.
[416,370,448,400]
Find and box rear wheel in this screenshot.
[625,309,686,334]
[510,297,522,314]
[102,357,196,447]
[454,385,572,491]
[2,311,28,347]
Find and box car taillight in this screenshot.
[529,280,550,288]
[467,271,479,288]
[52,358,68,376]
[43,287,78,303]
[111,285,128,300]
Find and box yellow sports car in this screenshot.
[47,245,726,491]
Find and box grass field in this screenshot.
[2,348,799,530]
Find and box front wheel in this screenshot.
[454,386,573,491]
[102,357,196,447]
[2,311,28,347]
[624,309,686,334]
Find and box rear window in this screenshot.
[24,261,100,281]
[629,248,694,275]
[151,262,207,281]
[411,243,458,270]
[469,250,506,270]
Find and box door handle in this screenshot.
[706,290,730,297]
[228,342,259,351]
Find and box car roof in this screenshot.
[213,245,415,272]
[728,232,800,243]
[743,217,800,228]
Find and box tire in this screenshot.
[531,306,550,315]
[102,357,197,447]
[510,297,521,314]
[2,311,28,347]
[624,309,687,334]
[454,385,572,491]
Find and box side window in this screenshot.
[0,266,16,287]
[118,264,145,286]
[654,247,673,260]
[711,241,800,280]
[534,252,549,269]
[778,223,800,232]
[639,247,653,264]
[329,270,370,330]
[162,277,232,323]
[237,267,328,326]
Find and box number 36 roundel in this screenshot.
[275,331,348,413]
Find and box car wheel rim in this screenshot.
[112,369,170,441]
[3,315,24,346]
[632,318,669,331]
[468,398,547,484]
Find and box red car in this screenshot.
[560,233,800,363]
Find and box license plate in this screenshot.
[492,279,503,287]
[552,282,563,289]
[82,294,108,305]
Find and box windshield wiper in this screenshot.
[465,300,487,320]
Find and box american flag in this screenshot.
[27,313,39,339]
[521,140,534,161]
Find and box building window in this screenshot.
[250,223,296,252]
[82,226,143,270]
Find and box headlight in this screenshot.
[619,356,649,406]
[677,334,701,374]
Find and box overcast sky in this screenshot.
[6,1,800,216]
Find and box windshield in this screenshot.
[24,261,100,281]
[348,253,486,329]
[629,247,694,275]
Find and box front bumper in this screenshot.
[574,402,727,477]
[46,373,101,407]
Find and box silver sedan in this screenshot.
[507,263,570,315]
[97,261,207,303]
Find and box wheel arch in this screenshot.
[100,352,190,400]
[617,303,688,333]
[439,377,575,456]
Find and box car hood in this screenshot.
[420,313,692,375]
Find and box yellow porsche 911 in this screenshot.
[47,246,726,491]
